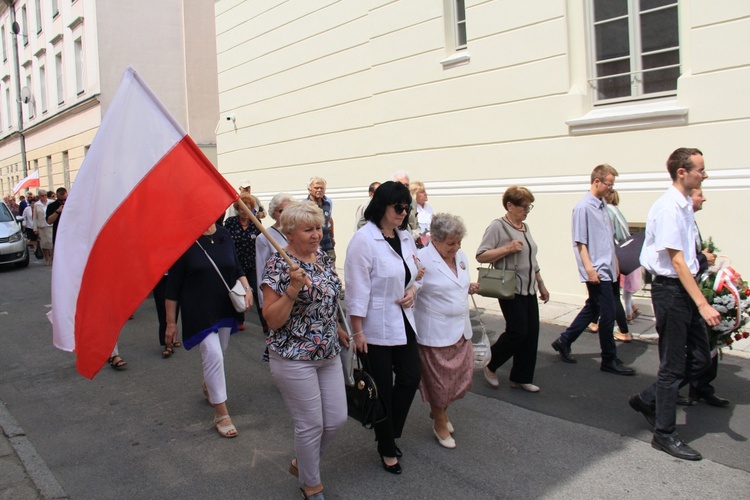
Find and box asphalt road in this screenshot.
[1,258,749,499]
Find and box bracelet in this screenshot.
[284,290,297,301]
[352,331,364,337]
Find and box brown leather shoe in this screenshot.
[614,332,633,342]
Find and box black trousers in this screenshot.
[689,353,719,398]
[153,276,179,346]
[487,294,540,384]
[561,281,618,361]
[365,316,421,457]
[639,277,710,436]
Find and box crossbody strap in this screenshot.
[492,219,518,272]
[196,240,232,292]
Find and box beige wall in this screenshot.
[214,0,750,305]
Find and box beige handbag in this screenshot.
[477,221,517,300]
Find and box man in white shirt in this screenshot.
[629,148,720,461]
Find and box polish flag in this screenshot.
[50,67,237,379]
[12,170,40,195]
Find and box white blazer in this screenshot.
[345,222,419,346]
[414,245,472,347]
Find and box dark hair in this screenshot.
[56,187,67,197]
[368,181,380,194]
[667,147,703,181]
[364,180,411,230]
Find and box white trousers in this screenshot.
[269,351,347,487]
[199,327,231,405]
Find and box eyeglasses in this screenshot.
[393,203,411,214]
[522,204,534,212]
[599,180,615,190]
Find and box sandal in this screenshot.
[162,347,173,358]
[289,459,299,477]
[300,487,324,500]
[586,323,599,334]
[173,341,182,348]
[108,355,127,370]
[213,414,237,438]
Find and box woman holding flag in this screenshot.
[165,222,252,438]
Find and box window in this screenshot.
[25,74,34,119]
[21,5,29,45]
[62,150,69,188]
[441,0,470,69]
[39,64,47,113]
[4,86,10,129]
[35,0,43,34]
[46,155,52,187]
[1,26,6,62]
[55,51,64,104]
[587,0,679,103]
[51,0,59,19]
[453,0,467,51]
[74,37,84,94]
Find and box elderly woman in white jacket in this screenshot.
[345,181,421,476]
[414,213,479,449]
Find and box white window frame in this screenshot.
[1,25,6,62]
[54,49,64,105]
[73,36,84,95]
[586,0,680,105]
[440,0,470,70]
[38,62,47,113]
[34,0,43,34]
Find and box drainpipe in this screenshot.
[4,0,27,178]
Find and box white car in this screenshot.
[0,201,29,268]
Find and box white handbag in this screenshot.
[196,241,248,313]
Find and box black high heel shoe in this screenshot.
[395,446,402,458]
[381,456,402,475]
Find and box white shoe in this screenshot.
[510,382,540,393]
[433,428,456,449]
[429,412,454,433]
[483,367,499,388]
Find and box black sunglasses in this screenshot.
[393,203,410,214]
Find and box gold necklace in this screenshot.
[504,215,523,230]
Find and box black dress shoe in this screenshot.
[695,394,730,407]
[551,338,577,363]
[601,358,635,376]
[629,394,655,427]
[381,456,402,475]
[395,446,403,458]
[651,434,702,461]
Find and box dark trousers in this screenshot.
[153,276,178,346]
[561,281,617,361]
[365,318,421,457]
[639,278,710,436]
[487,294,540,384]
[612,280,629,333]
[689,352,719,398]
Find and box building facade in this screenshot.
[214,0,750,304]
[0,0,220,198]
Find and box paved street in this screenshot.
[1,258,749,499]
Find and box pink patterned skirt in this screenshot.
[417,336,473,408]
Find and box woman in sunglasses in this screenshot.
[345,181,422,475]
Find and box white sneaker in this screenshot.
[483,367,499,388]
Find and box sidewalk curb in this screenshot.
[0,401,68,500]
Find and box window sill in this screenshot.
[440,51,470,70]
[566,99,688,135]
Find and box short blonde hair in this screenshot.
[409,181,425,197]
[279,200,324,235]
[591,164,618,184]
[307,177,327,189]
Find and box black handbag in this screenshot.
[346,354,388,429]
[34,245,44,260]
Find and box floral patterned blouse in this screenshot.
[224,216,261,275]
[262,250,342,360]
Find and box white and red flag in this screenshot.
[50,67,237,379]
[12,169,40,195]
